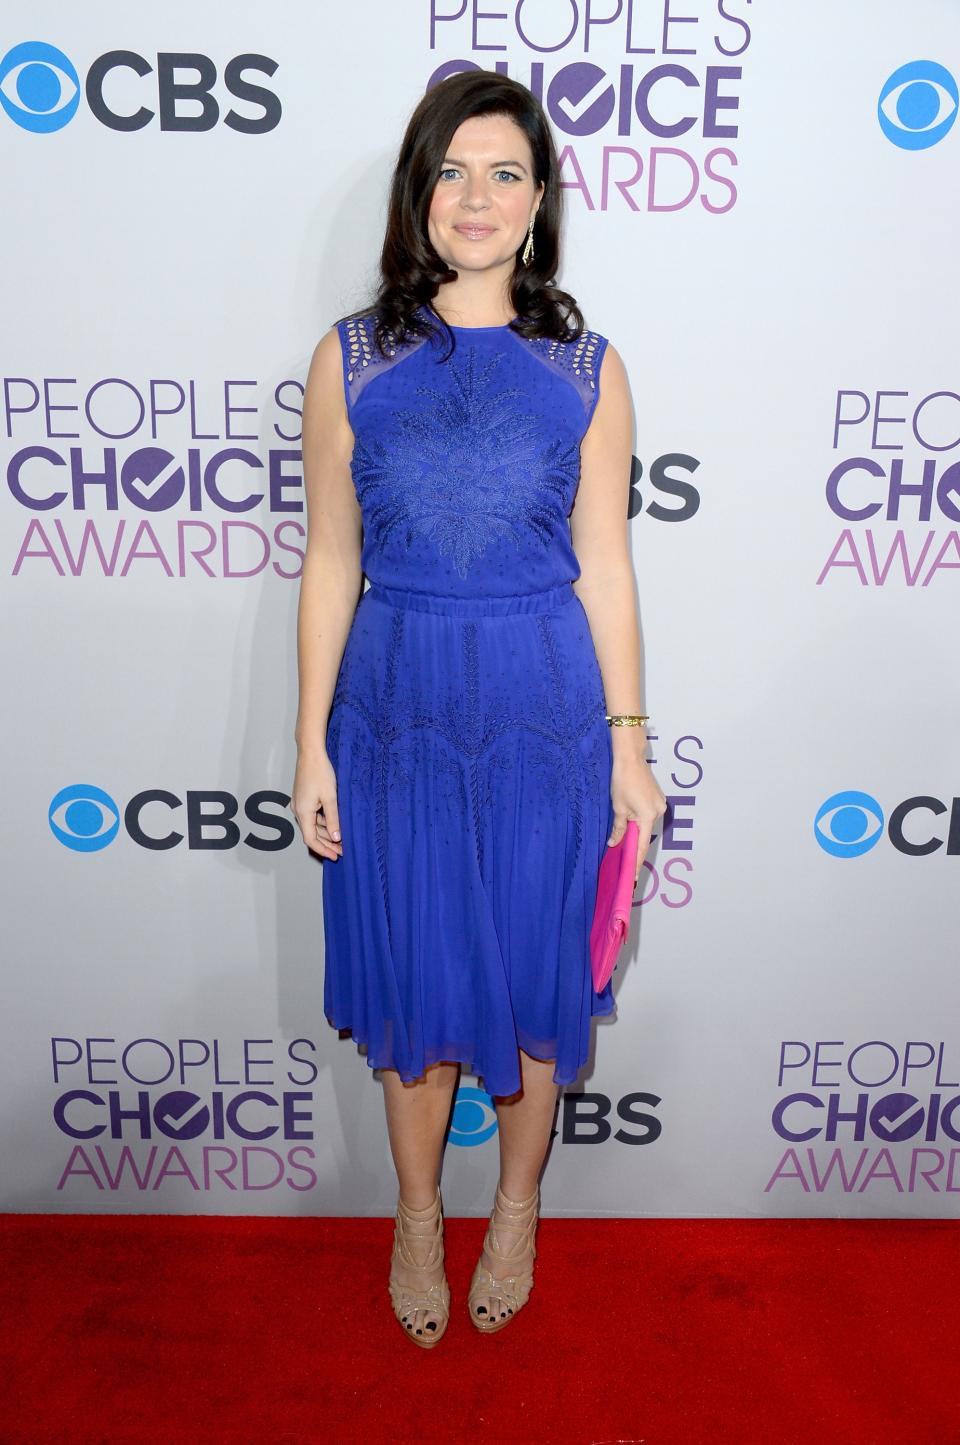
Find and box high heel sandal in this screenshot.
[468,1181,540,1333]
[388,1187,450,1348]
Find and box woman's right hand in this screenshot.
[291,748,343,861]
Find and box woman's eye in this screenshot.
[437,168,521,183]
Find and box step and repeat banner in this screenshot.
[3,1,958,1219]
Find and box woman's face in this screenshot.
[427,112,544,277]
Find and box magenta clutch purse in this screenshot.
[589,820,640,992]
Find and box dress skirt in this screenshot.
[321,578,616,1099]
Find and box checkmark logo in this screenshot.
[154,1092,210,1140]
[121,448,185,512]
[872,1093,924,1143]
[550,63,615,136]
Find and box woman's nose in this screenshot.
[461,179,490,207]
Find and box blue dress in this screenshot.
[322,303,616,1098]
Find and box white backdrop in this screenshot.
[3,1,959,1219]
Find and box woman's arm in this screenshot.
[571,343,644,732]
[570,343,666,865]
[291,327,363,859]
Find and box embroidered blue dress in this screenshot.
[321,303,615,1098]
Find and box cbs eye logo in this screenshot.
[0,41,79,132]
[878,60,958,150]
[448,1087,499,1148]
[814,790,884,858]
[49,784,120,852]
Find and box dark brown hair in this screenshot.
[337,69,586,359]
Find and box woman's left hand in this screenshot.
[607,750,667,888]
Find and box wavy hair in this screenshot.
[336,69,585,360]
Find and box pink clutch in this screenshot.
[589,820,640,992]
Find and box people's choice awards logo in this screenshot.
[52,1036,322,1196]
[767,1040,960,1196]
[426,6,753,214]
[878,61,958,150]
[8,372,308,582]
[818,389,960,591]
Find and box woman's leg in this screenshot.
[470,1048,558,1320]
[382,1061,460,1335]
[495,1049,560,1198]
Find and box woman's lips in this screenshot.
[454,224,495,238]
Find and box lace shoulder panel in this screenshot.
[524,328,609,428]
[337,313,427,413]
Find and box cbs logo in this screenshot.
[49,784,293,852]
[0,39,280,134]
[448,1086,662,1147]
[878,61,957,150]
[815,790,960,859]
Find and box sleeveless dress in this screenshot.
[321,303,616,1099]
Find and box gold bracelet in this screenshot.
[605,714,649,727]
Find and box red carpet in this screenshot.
[1,1214,957,1444]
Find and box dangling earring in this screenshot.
[522,216,535,266]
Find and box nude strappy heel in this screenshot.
[388,1187,450,1348]
[468,1181,540,1332]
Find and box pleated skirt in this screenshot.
[321,578,616,1098]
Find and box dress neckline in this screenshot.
[420,304,516,331]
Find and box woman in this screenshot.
[292,68,665,1348]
